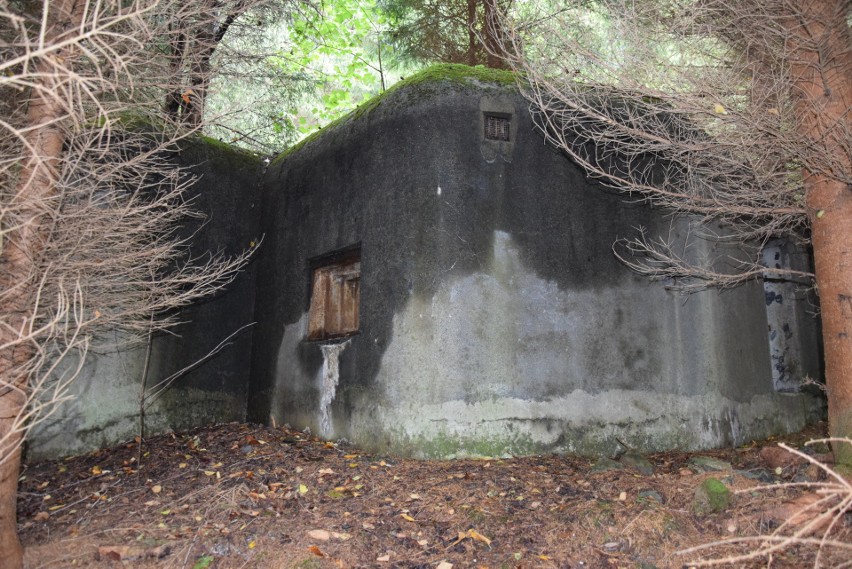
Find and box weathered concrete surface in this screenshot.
[25,65,823,462]
[249,64,823,457]
[26,137,263,461]
[761,239,822,392]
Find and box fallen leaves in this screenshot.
[17,421,844,569]
[453,529,492,547]
[765,492,832,532]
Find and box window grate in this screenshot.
[484,115,511,141]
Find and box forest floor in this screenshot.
[17,420,851,569]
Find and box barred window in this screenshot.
[484,114,511,141]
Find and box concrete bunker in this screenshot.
[248,65,823,458]
[24,65,822,462]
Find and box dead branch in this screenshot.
[489,0,852,290]
[0,3,263,560]
[677,438,852,567]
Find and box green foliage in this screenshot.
[380,0,511,68]
[267,0,421,140]
[203,4,316,153]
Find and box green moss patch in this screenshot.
[693,477,732,515]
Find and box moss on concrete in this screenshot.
[271,63,518,166]
[378,429,540,459]
[89,112,261,173]
[177,134,262,171]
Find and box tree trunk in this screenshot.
[482,0,506,69]
[165,2,242,127]
[466,0,477,66]
[0,1,77,565]
[790,0,852,466]
[164,18,188,120]
[0,383,26,568]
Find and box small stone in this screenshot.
[591,458,623,472]
[736,468,775,483]
[804,464,821,481]
[638,489,664,504]
[620,451,655,476]
[376,553,391,562]
[436,562,453,569]
[679,468,693,477]
[693,477,732,515]
[307,529,331,541]
[688,456,732,473]
[759,446,802,470]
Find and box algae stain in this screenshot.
[318,340,350,438]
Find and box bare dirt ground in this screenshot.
[16,421,851,568]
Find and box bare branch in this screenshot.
[489,1,852,290]
[677,438,852,567]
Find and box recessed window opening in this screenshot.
[484,113,511,141]
[308,248,361,342]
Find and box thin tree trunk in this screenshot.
[0,1,77,565]
[482,0,505,69]
[168,1,242,127]
[466,0,477,66]
[0,373,27,567]
[164,22,188,120]
[790,0,852,466]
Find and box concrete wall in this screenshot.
[761,239,822,392]
[26,137,263,461]
[24,65,823,462]
[249,66,822,458]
